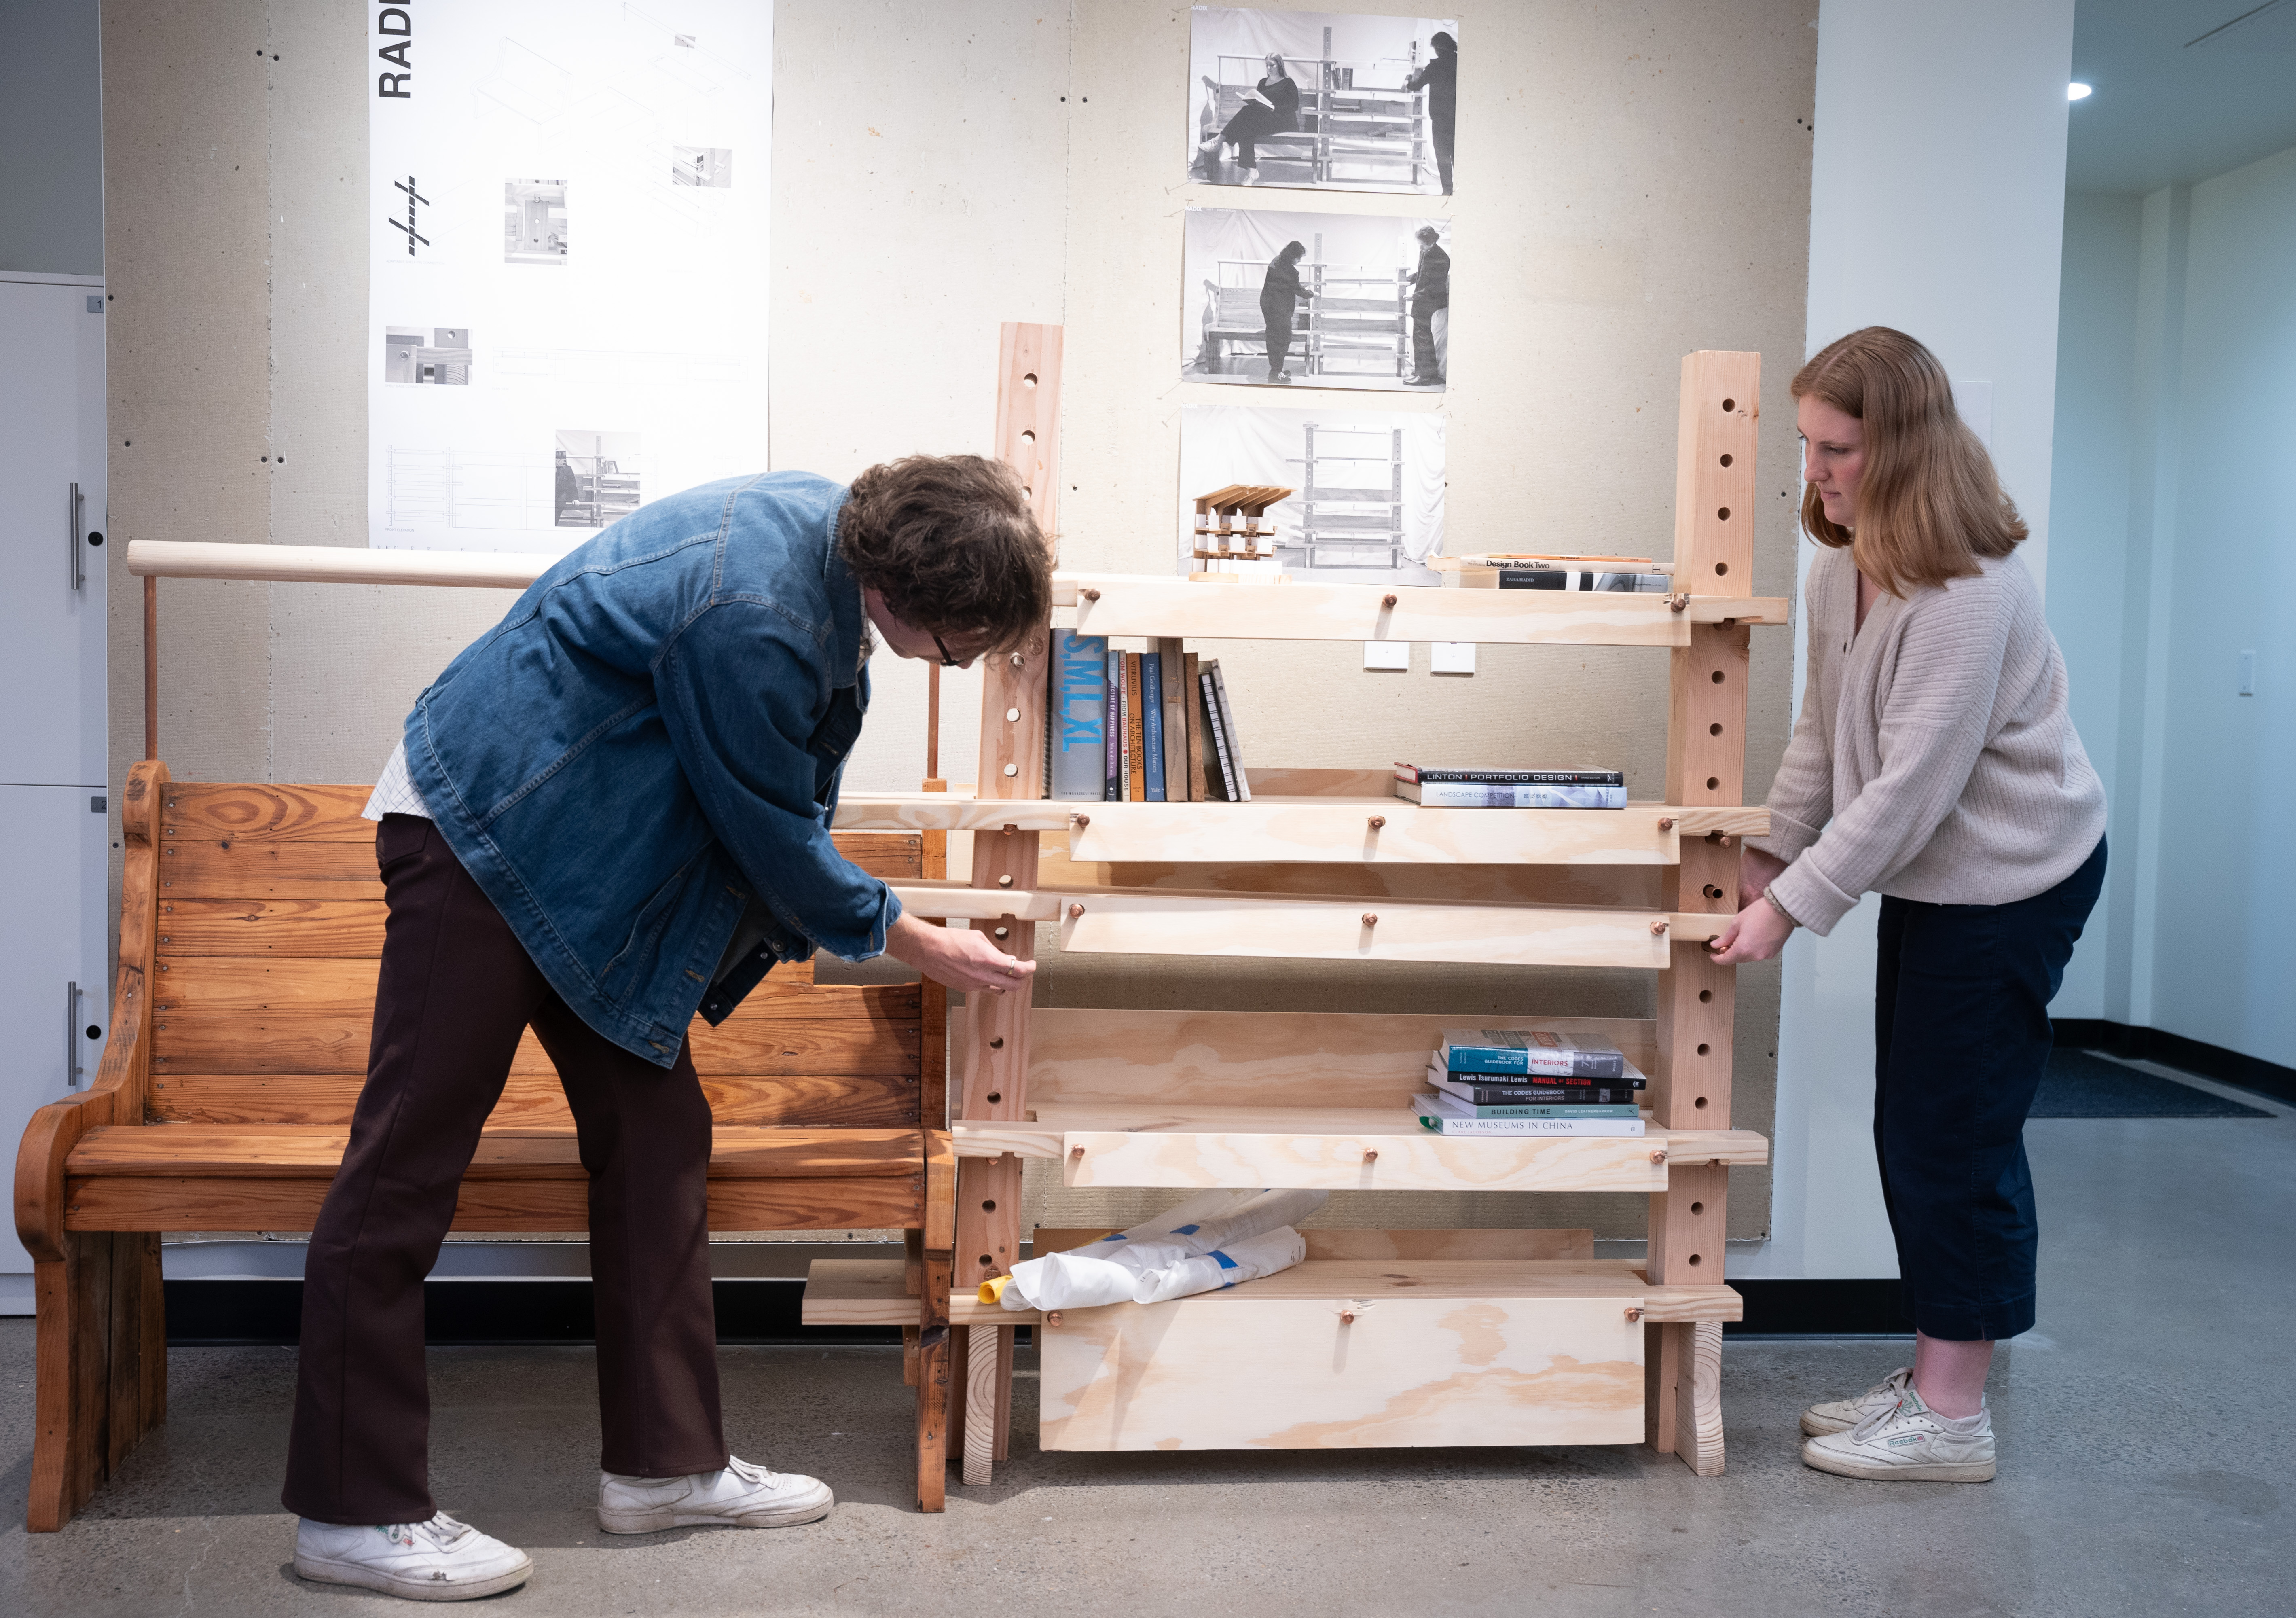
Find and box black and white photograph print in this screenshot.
[1179,404,1445,586]
[383,327,473,385]
[1184,208,1449,392]
[671,146,734,187]
[554,430,641,528]
[504,178,569,264]
[1187,7,1457,196]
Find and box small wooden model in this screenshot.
[813,329,1782,1480]
[1190,483,1293,565]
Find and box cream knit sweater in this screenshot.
[1752,544,2106,936]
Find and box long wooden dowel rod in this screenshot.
[127,540,548,588]
[142,575,157,761]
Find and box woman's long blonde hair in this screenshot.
[1792,326,2026,595]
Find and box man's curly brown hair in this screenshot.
[838,455,1053,654]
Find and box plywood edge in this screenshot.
[953,1122,1063,1159]
[1653,1128,1769,1167]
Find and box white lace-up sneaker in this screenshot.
[1800,1365,1913,1436]
[1801,1381,1996,1482]
[597,1456,834,1533]
[293,1512,533,1601]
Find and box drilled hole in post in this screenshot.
[1720,397,1735,412]
[1021,429,1036,443]
[1687,1252,1703,1266]
[1023,372,1038,386]
[1716,507,1731,521]
[1714,561,1729,576]
[1696,1042,1711,1056]
[1709,722,1723,736]
[1689,1201,1705,1215]
[1711,670,1725,684]
[1006,707,1021,722]
[1699,989,1712,1003]
[1718,453,1733,468]
[1695,1095,1709,1108]
[982,1199,997,1211]
[986,1091,1001,1103]
[978,1254,993,1266]
[1706,776,1719,791]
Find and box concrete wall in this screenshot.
[2047,146,2296,1072]
[1748,0,2076,1281]
[101,0,1819,1241]
[0,0,105,276]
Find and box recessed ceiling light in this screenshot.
[2067,82,2093,100]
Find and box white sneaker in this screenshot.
[1800,1365,1912,1436]
[1801,1382,1996,1482]
[597,1456,834,1533]
[293,1512,533,1601]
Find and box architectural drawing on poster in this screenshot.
[1183,207,1450,392]
[1187,7,1458,197]
[1179,404,1445,585]
[368,2,772,553]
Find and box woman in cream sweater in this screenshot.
[1711,326,2107,1484]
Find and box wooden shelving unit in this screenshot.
[803,330,1780,1482]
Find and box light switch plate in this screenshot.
[1363,641,1409,671]
[1431,641,1477,675]
[2239,649,2256,695]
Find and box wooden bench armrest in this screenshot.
[13,964,146,1261]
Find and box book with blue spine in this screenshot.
[1142,650,1167,801]
[1437,1029,1629,1079]
[1049,632,1109,801]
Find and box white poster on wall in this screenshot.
[1179,403,1445,585]
[367,2,771,552]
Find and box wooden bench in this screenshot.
[13,759,957,1531]
[1195,282,1291,374]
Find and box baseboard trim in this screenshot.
[2053,1018,2296,1107]
[1724,1279,1906,1337]
[164,1279,902,1348]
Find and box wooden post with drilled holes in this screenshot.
[1644,351,1759,1475]
[951,322,1062,1487]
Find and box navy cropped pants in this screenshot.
[1872,834,2106,1341]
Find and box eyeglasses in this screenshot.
[932,632,964,668]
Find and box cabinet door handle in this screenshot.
[64,981,81,1088]
[68,483,85,591]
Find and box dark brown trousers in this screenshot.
[284,814,726,1524]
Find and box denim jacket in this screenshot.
[403,472,901,1068]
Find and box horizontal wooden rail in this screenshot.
[128,541,549,589]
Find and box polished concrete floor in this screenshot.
[3,1061,2288,1617]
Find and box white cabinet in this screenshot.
[1,273,109,1292]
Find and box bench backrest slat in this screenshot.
[150,783,925,1130]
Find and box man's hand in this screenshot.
[1708,894,1793,965]
[885,911,1040,994]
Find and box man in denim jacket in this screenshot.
[283,457,1050,1603]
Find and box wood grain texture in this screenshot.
[1060,571,1787,646]
[66,1124,922,1180]
[1028,1009,1657,1110]
[961,1319,999,1485]
[1043,850,1666,911]
[1039,1268,1648,1451]
[1673,1318,1726,1474]
[913,1246,952,1512]
[1035,1228,1598,1262]
[1050,890,1671,970]
[802,1260,1028,1327]
[1672,351,1760,595]
[161,782,375,841]
[63,1175,923,1233]
[144,1070,919,1128]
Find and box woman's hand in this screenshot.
[1708,894,1793,965]
[885,911,1040,995]
[1739,844,1788,906]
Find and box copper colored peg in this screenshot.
[1069,1145,1086,1160]
[1649,1149,1668,1165]
[1668,592,1690,613]
[1081,588,1101,601]
[1367,815,1386,830]
[1339,1309,1357,1326]
[1624,1306,1644,1324]
[1067,902,1085,919]
[1657,817,1675,831]
[1381,593,1398,608]
[1046,1310,1063,1327]
[1651,920,1669,936]
[1362,1148,1379,1163]
[1071,812,1090,828]
[1362,912,1378,927]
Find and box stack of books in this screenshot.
[1394,765,1627,809]
[1441,554,1672,593]
[1049,632,1253,803]
[1413,1029,1648,1137]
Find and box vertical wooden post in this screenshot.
[951,321,1062,1488]
[142,576,158,760]
[1648,351,1757,1476]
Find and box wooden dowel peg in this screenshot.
[997,874,1014,887]
[1381,593,1398,608]
[1069,1145,1086,1159]
[1649,1149,1668,1165]
[1651,920,1669,936]
[1081,588,1101,601]
[1361,1148,1378,1163]
[1624,1306,1644,1324]
[1066,902,1085,919]
[1045,1311,1062,1327]
[1657,817,1675,831]
[1367,815,1386,830]
[1071,813,1089,828]
[1339,1309,1357,1326]
[1361,912,1378,927]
